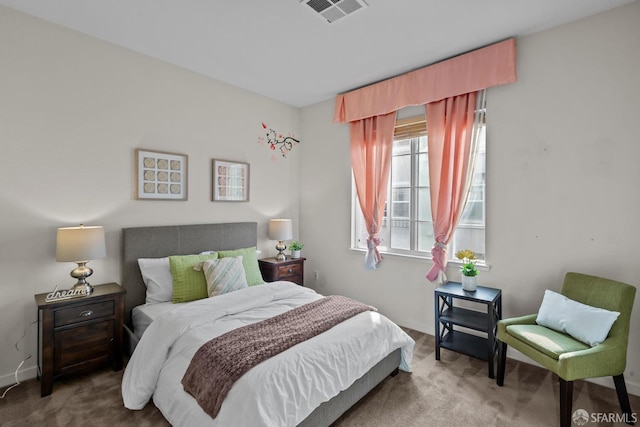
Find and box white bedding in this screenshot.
[122,281,414,427]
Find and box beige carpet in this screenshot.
[1,329,637,426]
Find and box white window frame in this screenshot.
[351,101,486,265]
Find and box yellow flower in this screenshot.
[455,249,476,260]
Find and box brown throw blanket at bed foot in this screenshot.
[182,295,376,419]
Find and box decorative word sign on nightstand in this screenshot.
[258,256,306,286]
[434,281,502,378]
[35,282,126,397]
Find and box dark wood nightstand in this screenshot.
[258,257,306,286]
[34,282,126,397]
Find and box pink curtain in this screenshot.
[425,92,478,282]
[351,112,396,269]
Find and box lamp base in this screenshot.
[70,262,94,295]
[275,240,287,261]
[71,281,94,295]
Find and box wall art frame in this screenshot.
[212,159,250,202]
[135,148,188,200]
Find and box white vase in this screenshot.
[291,250,301,259]
[461,275,477,291]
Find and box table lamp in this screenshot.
[56,224,106,295]
[268,219,293,261]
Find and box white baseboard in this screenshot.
[397,319,429,334]
[0,364,38,389]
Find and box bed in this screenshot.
[120,222,414,426]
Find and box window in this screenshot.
[352,101,486,262]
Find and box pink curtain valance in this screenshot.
[334,38,516,123]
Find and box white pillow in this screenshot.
[138,257,173,304]
[201,256,248,297]
[536,289,620,347]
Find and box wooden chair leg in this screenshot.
[613,374,635,425]
[497,341,507,386]
[559,378,573,427]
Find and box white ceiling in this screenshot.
[0,0,635,107]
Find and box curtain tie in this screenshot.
[433,242,447,251]
[366,234,381,249]
[364,234,382,270]
[426,241,447,282]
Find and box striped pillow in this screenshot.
[217,247,264,286]
[202,256,248,297]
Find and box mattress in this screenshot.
[132,301,181,340]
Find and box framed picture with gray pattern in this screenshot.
[135,148,188,200]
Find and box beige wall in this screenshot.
[299,2,640,394]
[0,7,300,384]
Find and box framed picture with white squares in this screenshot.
[135,149,188,200]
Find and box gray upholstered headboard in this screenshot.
[121,222,257,328]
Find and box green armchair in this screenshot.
[496,272,636,427]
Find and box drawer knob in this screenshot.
[79,310,94,317]
[288,268,294,273]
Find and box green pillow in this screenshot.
[217,246,264,286]
[170,253,218,303]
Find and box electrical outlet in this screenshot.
[313,271,319,281]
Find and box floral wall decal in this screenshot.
[258,122,300,160]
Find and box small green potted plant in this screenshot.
[289,241,304,259]
[455,249,478,291]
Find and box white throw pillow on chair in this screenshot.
[536,289,620,347]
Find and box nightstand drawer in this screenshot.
[277,263,302,279]
[259,257,306,286]
[54,300,115,327]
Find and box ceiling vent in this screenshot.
[301,0,369,24]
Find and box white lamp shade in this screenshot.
[268,219,293,241]
[56,225,107,262]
